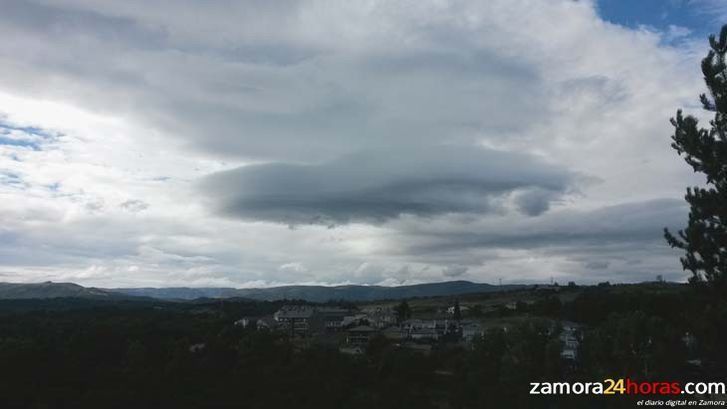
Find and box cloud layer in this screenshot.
[203,146,576,225]
[0,0,714,287]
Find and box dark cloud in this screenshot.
[0,0,167,48]
[585,261,610,270]
[513,188,562,216]
[380,199,689,283]
[201,146,576,225]
[442,265,468,277]
[400,198,687,255]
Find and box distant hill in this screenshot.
[0,280,523,302]
[111,280,521,302]
[112,287,244,300]
[0,282,116,299]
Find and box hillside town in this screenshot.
[234,297,583,360]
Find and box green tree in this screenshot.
[453,299,462,322]
[394,300,411,324]
[665,25,727,292]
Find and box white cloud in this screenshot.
[0,0,710,286]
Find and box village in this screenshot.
[232,285,582,361]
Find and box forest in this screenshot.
[0,283,725,408]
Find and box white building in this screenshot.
[559,322,580,361]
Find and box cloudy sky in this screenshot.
[0,0,723,287]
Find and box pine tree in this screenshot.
[664,25,727,292]
[394,300,411,325]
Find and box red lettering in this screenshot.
[670,382,682,395]
[626,378,639,394]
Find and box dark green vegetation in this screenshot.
[665,25,727,292]
[0,283,725,409]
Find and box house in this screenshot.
[314,307,349,332]
[560,322,581,361]
[682,331,701,366]
[401,319,425,330]
[682,331,697,350]
[446,305,470,315]
[274,305,315,337]
[401,319,443,341]
[410,327,440,341]
[560,345,577,360]
[235,316,276,331]
[256,316,276,331]
[189,343,206,353]
[341,313,369,328]
[460,321,483,343]
[362,306,395,328]
[347,325,377,346]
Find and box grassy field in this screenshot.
[358,282,688,328]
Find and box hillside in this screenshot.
[111,280,521,302]
[0,280,523,302]
[0,282,116,299]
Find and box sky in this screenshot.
[0,0,723,288]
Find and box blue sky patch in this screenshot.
[597,0,719,41]
[0,121,59,151]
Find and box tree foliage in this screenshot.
[665,25,727,292]
[0,284,724,408]
[394,300,411,324]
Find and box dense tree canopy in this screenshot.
[665,25,727,292]
[0,282,724,408]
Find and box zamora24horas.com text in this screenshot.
[530,379,726,397]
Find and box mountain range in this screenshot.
[112,280,520,302]
[0,282,115,299]
[0,280,521,302]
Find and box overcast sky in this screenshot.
[0,0,723,287]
